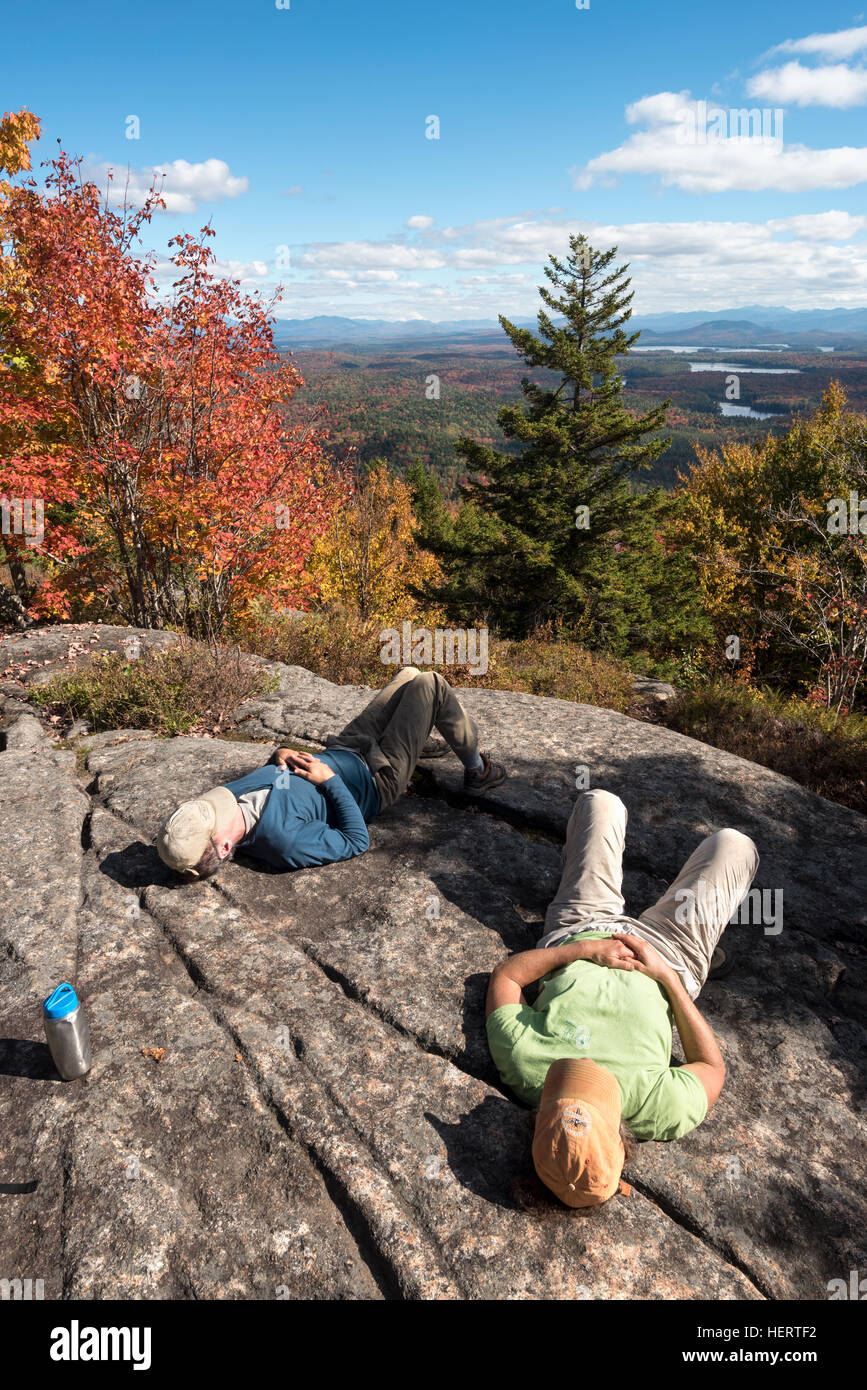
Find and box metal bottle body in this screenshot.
[43,1003,92,1080]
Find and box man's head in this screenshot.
[532,1057,631,1209]
[156,787,243,880]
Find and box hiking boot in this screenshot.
[463,752,507,796]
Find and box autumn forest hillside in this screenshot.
[1,108,866,814]
[288,338,867,491]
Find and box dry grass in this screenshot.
[663,683,867,815]
[470,630,634,711]
[241,609,388,686]
[31,640,277,737]
[239,609,635,712]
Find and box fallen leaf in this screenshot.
[141,1046,166,1063]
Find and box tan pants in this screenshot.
[329,666,480,812]
[536,790,760,998]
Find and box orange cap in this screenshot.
[532,1058,629,1209]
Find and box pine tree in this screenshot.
[433,234,682,646]
[405,461,503,625]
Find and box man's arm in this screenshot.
[612,934,726,1110]
[266,750,370,867]
[485,936,638,1018]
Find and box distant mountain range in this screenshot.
[629,306,867,349]
[631,305,867,334]
[270,308,867,350]
[269,315,537,348]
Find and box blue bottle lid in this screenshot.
[43,983,79,1019]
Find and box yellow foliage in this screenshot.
[0,107,41,178]
[677,384,866,688]
[310,461,444,625]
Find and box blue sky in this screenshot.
[5,0,867,319]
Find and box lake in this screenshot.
[689,362,800,374]
[718,402,783,420]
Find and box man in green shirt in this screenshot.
[486,788,759,1209]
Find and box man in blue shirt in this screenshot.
[157,667,506,878]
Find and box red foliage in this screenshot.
[0,136,348,634]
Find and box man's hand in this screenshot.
[487,935,635,1017]
[584,937,639,972]
[610,933,675,986]
[610,935,727,1111]
[275,750,335,784]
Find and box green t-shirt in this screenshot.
[486,933,708,1141]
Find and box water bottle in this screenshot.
[42,983,93,1080]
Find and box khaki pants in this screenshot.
[536,790,759,998]
[328,666,480,812]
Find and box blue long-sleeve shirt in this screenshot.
[222,748,380,870]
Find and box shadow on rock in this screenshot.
[99,842,182,892]
[0,1038,61,1081]
[455,971,511,1088]
[425,1095,543,1212]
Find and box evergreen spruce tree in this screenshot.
[405,461,503,625]
[425,234,693,650]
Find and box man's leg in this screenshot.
[331,666,424,750]
[536,790,628,947]
[372,670,481,810]
[637,829,759,998]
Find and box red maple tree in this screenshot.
[0,111,348,636]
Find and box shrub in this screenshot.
[238,607,635,712]
[239,607,388,686]
[31,640,277,736]
[664,682,867,814]
[471,628,634,711]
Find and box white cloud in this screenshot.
[465,272,534,284]
[268,211,867,318]
[215,258,269,281]
[625,91,693,125]
[767,25,867,60]
[83,157,249,213]
[570,92,867,192]
[766,210,867,240]
[453,246,521,266]
[747,60,867,107]
[406,214,434,229]
[284,185,304,196]
[324,268,401,282]
[298,241,446,270]
[151,255,268,284]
